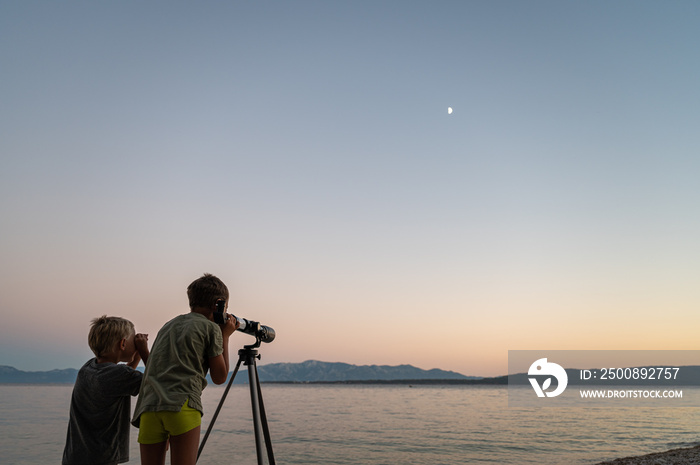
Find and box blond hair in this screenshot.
[88,316,135,357]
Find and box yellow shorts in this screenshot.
[138,399,202,444]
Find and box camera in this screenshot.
[214,300,276,343]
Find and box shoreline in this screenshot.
[595,445,700,464]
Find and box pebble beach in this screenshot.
[595,445,700,465]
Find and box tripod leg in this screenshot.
[247,354,267,465]
[255,373,276,465]
[197,357,244,462]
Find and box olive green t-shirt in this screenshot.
[132,312,223,426]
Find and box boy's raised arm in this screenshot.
[129,333,149,369]
[209,315,238,384]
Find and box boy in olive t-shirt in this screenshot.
[132,273,238,465]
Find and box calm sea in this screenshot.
[1,384,699,464]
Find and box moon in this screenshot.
[447,107,453,115]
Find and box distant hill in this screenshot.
[0,365,78,384]
[249,360,478,383]
[0,361,480,384]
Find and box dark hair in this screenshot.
[187,273,229,309]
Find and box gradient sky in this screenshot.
[2,1,699,377]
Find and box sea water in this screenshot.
[1,384,699,464]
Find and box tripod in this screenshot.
[198,338,276,464]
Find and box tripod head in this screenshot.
[245,337,263,350]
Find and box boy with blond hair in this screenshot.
[63,316,150,465]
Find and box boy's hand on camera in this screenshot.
[135,333,149,353]
[221,314,239,337]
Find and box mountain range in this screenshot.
[0,361,480,384]
[8,362,700,386]
[246,360,477,383]
[0,365,79,384]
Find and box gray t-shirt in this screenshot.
[132,312,223,426]
[62,359,142,465]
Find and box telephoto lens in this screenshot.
[234,316,276,343]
